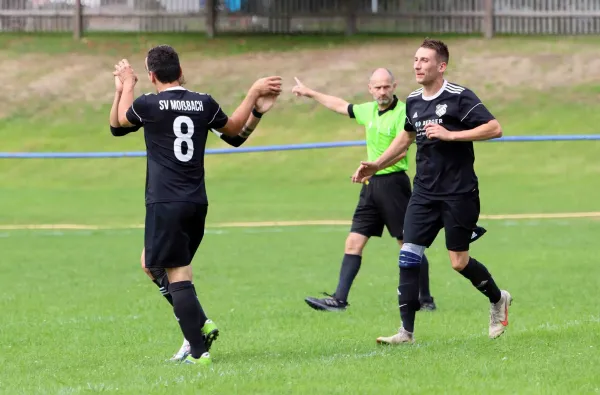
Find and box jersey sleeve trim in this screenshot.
[461,102,485,122]
[209,106,222,125]
[130,104,143,123]
[348,104,355,119]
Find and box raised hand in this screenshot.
[255,94,278,114]
[251,76,283,97]
[291,77,313,97]
[114,75,123,93]
[113,59,138,85]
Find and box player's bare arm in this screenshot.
[113,59,139,128]
[109,64,141,136]
[217,93,278,147]
[216,76,282,137]
[109,75,123,128]
[292,77,350,115]
[351,130,415,183]
[424,119,502,141]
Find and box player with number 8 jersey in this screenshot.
[129,90,225,205]
[109,45,282,366]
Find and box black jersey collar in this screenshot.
[162,86,187,92]
[378,95,398,116]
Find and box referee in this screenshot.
[292,69,436,312]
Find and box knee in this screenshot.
[345,233,367,255]
[140,249,156,280]
[449,251,469,271]
[399,243,425,269]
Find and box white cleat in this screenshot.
[376,327,415,345]
[169,338,191,361]
[489,290,513,339]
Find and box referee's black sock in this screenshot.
[418,254,432,302]
[458,257,502,304]
[169,281,208,358]
[398,267,420,333]
[334,254,362,302]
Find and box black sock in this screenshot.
[169,281,208,358]
[398,267,420,333]
[459,257,502,304]
[418,254,432,302]
[152,278,174,306]
[334,254,362,302]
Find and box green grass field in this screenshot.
[0,33,599,394]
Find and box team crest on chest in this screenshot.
[435,103,447,117]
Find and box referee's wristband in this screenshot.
[252,108,263,118]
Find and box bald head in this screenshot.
[368,68,397,109]
[370,68,395,83]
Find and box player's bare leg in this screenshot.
[450,250,512,339]
[305,232,368,311]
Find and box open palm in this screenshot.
[256,94,277,113]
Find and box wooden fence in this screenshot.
[1,0,600,39]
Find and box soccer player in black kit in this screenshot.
[134,93,279,363]
[353,39,513,344]
[109,45,282,365]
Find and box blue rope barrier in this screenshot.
[0,135,598,159]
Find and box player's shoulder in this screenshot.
[406,87,424,101]
[135,91,159,105]
[175,88,215,101]
[444,82,478,98]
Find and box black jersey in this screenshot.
[125,86,228,205]
[404,80,495,197]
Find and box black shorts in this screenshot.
[403,189,480,252]
[350,171,412,239]
[144,202,208,269]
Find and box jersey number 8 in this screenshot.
[173,115,194,162]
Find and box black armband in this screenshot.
[219,134,247,147]
[110,125,140,137]
[252,108,263,118]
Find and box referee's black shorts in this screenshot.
[144,202,208,269]
[350,171,412,239]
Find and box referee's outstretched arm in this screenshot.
[291,77,350,116]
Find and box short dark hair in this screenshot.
[420,38,449,65]
[146,45,182,84]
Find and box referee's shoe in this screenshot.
[305,292,348,312]
[304,226,486,312]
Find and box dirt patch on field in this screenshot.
[2,38,599,118]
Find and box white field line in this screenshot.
[0,211,599,231]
